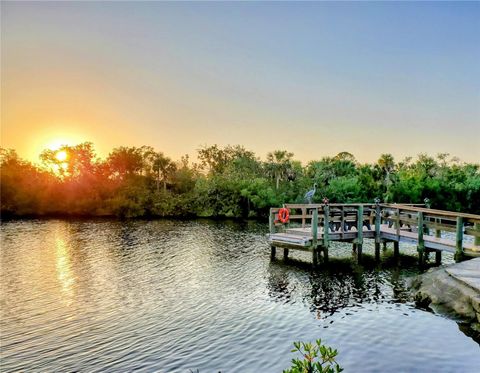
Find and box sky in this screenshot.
[1,1,479,164]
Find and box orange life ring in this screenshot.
[278,207,290,223]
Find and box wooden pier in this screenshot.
[268,203,480,266]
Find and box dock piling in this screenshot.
[393,241,399,258]
[375,202,381,261]
[270,246,276,260]
[455,216,464,262]
[355,206,364,263]
[375,243,381,261]
[417,211,425,266]
[474,222,480,246]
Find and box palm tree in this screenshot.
[151,152,176,191]
[377,153,395,199]
[265,150,294,190]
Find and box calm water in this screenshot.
[1,219,479,372]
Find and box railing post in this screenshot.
[375,202,381,261]
[323,204,330,263]
[435,218,441,239]
[312,208,318,247]
[395,208,400,240]
[392,208,401,259]
[302,207,306,228]
[323,205,330,247]
[474,222,480,246]
[356,205,364,263]
[269,209,276,259]
[312,208,319,267]
[417,211,425,266]
[357,205,364,242]
[455,217,464,262]
[269,208,275,234]
[424,198,431,236]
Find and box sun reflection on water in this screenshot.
[55,235,75,307]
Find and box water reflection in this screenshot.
[54,235,75,307]
[1,219,479,373]
[267,257,414,321]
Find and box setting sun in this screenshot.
[55,150,68,162]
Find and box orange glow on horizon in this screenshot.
[45,137,77,151]
[29,133,90,163]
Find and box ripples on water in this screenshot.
[1,219,479,372]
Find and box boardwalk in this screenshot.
[268,203,480,266]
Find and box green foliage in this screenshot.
[326,176,362,203]
[265,150,295,190]
[1,144,479,218]
[106,146,148,178]
[198,144,257,175]
[283,339,343,373]
[105,176,149,218]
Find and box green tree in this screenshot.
[1,148,57,216]
[376,153,396,200]
[198,144,256,175]
[265,150,294,190]
[39,142,97,179]
[106,146,147,179]
[147,151,177,191]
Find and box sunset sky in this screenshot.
[2,1,479,164]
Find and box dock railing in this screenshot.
[380,204,480,261]
[268,202,480,266]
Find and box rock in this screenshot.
[409,258,480,340]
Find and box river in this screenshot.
[1,219,479,372]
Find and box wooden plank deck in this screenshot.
[269,233,311,246]
[270,226,480,254]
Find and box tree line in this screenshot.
[1,143,479,218]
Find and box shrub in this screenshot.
[283,339,343,373]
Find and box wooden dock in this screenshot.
[268,203,480,266]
